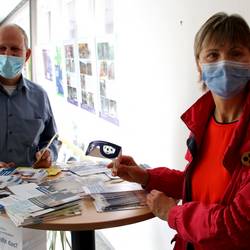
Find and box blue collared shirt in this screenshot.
[0,76,58,166]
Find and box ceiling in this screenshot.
[0,0,25,23]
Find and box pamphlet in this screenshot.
[91,190,147,212]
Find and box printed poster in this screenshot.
[78,41,96,113]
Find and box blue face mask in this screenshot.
[202,60,250,99]
[0,55,25,79]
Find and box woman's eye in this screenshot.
[206,52,218,61]
[231,50,243,58]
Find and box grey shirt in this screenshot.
[0,76,58,166]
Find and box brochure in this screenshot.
[83,182,143,194]
[15,168,48,183]
[68,160,108,176]
[38,173,109,197]
[91,190,147,212]
[4,190,82,226]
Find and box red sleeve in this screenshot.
[145,167,184,199]
[168,180,250,248]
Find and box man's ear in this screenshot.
[25,48,31,62]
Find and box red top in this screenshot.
[191,116,237,250]
[192,116,237,204]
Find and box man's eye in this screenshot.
[11,48,21,52]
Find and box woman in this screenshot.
[108,12,250,250]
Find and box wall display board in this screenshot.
[64,44,79,106]
[97,39,118,125]
[54,47,64,96]
[78,40,96,113]
[36,0,118,125]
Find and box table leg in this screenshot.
[71,230,95,250]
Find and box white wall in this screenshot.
[98,1,250,250]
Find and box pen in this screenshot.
[32,133,58,167]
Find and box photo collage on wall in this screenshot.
[54,47,64,96]
[42,49,53,81]
[65,44,78,106]
[97,40,118,125]
[78,41,95,113]
[39,0,119,125]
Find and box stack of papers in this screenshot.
[91,190,147,212]
[0,175,24,189]
[83,182,143,194]
[0,167,17,176]
[2,183,82,227]
[68,160,108,176]
[38,173,109,197]
[15,168,48,183]
[84,182,147,212]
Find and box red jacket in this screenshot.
[146,89,250,250]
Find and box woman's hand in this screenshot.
[146,189,177,221]
[107,155,149,186]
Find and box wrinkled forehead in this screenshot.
[0,25,25,45]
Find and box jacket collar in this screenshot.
[181,91,215,146]
[181,84,250,172]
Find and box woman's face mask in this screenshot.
[0,55,25,79]
[202,60,250,99]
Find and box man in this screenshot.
[0,24,58,168]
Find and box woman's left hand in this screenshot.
[146,189,177,221]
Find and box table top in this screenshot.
[25,196,154,231]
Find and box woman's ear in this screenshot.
[197,60,202,82]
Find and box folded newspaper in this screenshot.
[4,190,82,227]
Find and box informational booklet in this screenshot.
[6,200,82,227]
[91,190,147,212]
[8,183,45,199]
[0,167,17,176]
[38,173,109,197]
[0,175,24,189]
[15,168,48,183]
[4,190,82,227]
[83,182,143,195]
[68,160,108,176]
[56,157,121,180]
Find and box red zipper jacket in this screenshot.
[145,87,250,250]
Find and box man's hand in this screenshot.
[0,162,15,168]
[146,189,177,221]
[34,149,52,168]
